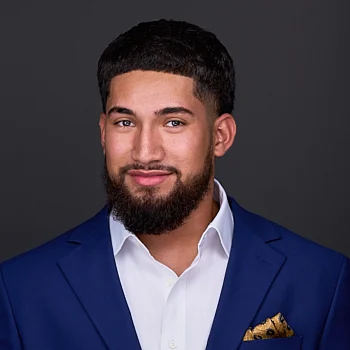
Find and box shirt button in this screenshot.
[165,278,175,287]
[169,340,177,349]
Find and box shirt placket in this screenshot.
[161,272,186,350]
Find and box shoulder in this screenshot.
[1,206,109,277]
[230,196,348,277]
[270,217,347,275]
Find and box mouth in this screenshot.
[127,170,172,186]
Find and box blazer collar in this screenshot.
[228,196,282,243]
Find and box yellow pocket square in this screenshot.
[243,312,294,341]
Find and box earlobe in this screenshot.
[213,114,236,158]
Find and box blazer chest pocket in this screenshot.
[238,336,303,350]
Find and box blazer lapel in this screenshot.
[58,207,141,350]
[206,197,286,350]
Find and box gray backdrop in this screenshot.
[0,0,349,261]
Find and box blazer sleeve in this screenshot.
[0,265,22,350]
[319,256,350,349]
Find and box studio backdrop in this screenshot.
[0,0,349,261]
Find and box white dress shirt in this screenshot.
[109,178,234,350]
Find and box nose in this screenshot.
[131,125,164,165]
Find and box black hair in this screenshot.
[97,19,235,117]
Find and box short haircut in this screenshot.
[97,19,235,117]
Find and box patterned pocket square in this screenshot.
[243,312,295,341]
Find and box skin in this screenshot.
[99,70,236,275]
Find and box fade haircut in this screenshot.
[97,19,235,118]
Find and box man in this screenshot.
[0,19,349,350]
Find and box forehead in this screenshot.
[107,70,204,111]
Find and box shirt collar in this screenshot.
[204,178,234,256]
[109,178,234,257]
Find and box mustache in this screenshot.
[119,163,180,176]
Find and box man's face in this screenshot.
[100,70,215,234]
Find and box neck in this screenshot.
[137,184,219,276]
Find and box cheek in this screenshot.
[104,131,132,166]
[168,130,209,174]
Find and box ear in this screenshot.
[99,113,107,154]
[213,113,236,157]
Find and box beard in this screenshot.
[102,145,214,235]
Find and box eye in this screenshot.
[165,120,185,128]
[114,120,134,128]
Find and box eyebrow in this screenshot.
[107,106,195,117]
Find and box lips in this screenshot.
[128,170,171,177]
[128,170,172,186]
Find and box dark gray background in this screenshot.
[0,0,349,261]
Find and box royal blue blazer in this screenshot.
[1,197,349,349]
